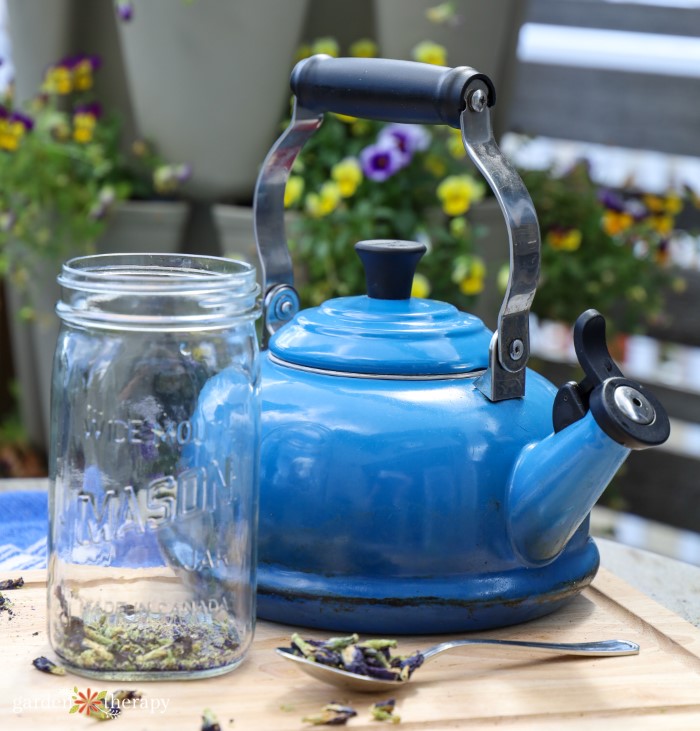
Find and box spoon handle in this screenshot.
[422,638,639,661]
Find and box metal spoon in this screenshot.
[276,638,640,693]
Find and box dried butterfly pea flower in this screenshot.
[370,698,401,723]
[289,633,424,682]
[302,702,357,726]
[32,656,66,675]
[201,707,222,731]
[0,576,24,590]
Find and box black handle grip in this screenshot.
[290,55,496,129]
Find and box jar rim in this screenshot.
[58,253,258,295]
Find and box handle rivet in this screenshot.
[468,89,487,113]
[509,339,524,361]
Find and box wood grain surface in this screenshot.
[1,568,700,729]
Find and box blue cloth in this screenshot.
[0,491,48,570]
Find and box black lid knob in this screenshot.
[355,240,426,300]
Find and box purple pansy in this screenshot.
[74,102,102,119]
[598,188,625,212]
[9,110,34,131]
[360,142,405,182]
[378,123,430,164]
[116,1,134,22]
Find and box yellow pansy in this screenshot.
[602,210,634,236]
[350,39,378,58]
[0,120,23,151]
[546,228,582,252]
[452,256,486,296]
[305,181,342,218]
[73,111,98,144]
[437,175,484,216]
[72,58,95,92]
[284,175,305,208]
[411,273,431,299]
[42,65,72,94]
[0,113,33,152]
[412,41,447,66]
[650,215,673,235]
[312,37,340,57]
[331,158,363,198]
[663,193,683,215]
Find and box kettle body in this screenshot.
[257,351,600,633]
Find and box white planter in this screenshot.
[116,0,310,201]
[6,200,190,451]
[6,0,73,105]
[97,199,190,254]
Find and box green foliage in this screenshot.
[522,163,679,331]
[284,39,488,311]
[0,54,188,306]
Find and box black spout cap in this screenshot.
[553,310,670,449]
[355,240,426,300]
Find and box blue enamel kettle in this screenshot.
[252,56,670,633]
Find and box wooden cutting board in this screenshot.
[1,568,700,729]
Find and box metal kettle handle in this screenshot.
[253,55,540,401]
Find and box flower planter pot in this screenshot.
[5,200,190,452]
[116,0,310,201]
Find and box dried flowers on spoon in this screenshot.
[290,633,424,682]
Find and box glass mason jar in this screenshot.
[48,253,261,680]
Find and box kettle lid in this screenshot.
[269,240,492,377]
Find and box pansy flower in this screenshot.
[153,163,193,194]
[452,255,486,295]
[305,181,342,218]
[284,175,305,208]
[359,142,404,182]
[0,108,34,152]
[437,174,484,216]
[70,55,101,92]
[72,102,101,144]
[546,227,582,252]
[330,157,362,197]
[115,1,134,22]
[378,123,430,166]
[412,40,447,66]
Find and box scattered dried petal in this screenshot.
[202,707,222,731]
[302,702,357,726]
[32,656,66,676]
[0,576,24,590]
[371,698,401,723]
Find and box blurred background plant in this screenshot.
[0,51,190,315]
[517,161,685,332]
[285,35,684,336]
[284,36,489,311]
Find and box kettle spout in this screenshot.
[507,411,630,566]
[507,310,670,566]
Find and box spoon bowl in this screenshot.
[276,638,640,693]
